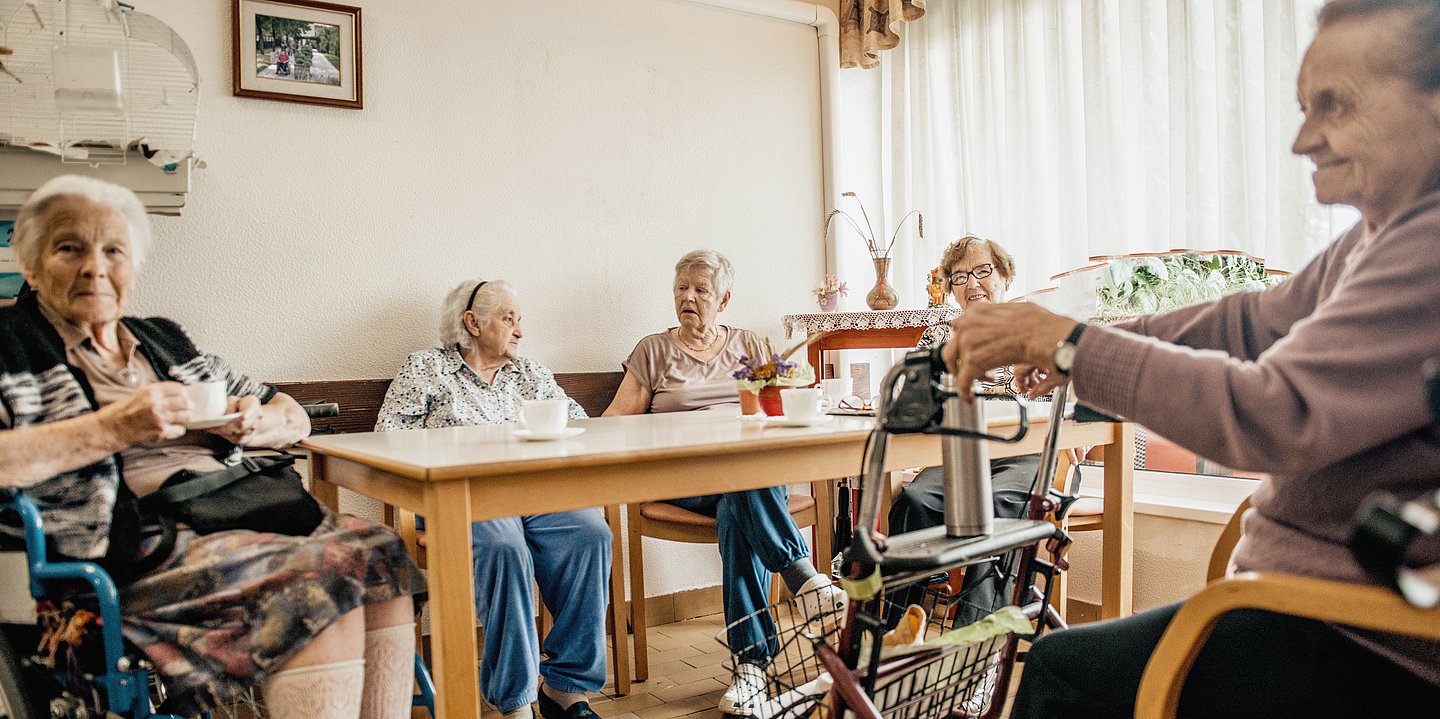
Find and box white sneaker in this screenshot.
[719,661,769,716]
[793,574,848,629]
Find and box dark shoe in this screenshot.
[537,690,598,719]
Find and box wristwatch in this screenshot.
[1053,322,1087,375]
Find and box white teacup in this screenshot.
[521,399,569,436]
[819,378,853,408]
[780,387,824,421]
[183,381,228,420]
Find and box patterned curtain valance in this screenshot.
[840,0,925,69]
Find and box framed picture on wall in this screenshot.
[232,0,363,109]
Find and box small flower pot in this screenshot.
[818,295,839,312]
[738,389,762,415]
[758,386,786,416]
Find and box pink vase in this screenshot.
[819,295,839,312]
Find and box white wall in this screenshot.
[1067,514,1225,613]
[117,0,829,598]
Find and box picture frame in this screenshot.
[232,0,363,109]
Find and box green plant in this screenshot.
[1095,253,1281,323]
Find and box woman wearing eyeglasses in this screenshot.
[888,235,1039,623]
[375,279,611,719]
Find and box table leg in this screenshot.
[811,479,834,572]
[1101,423,1135,619]
[309,454,340,511]
[603,505,631,696]
[425,481,483,719]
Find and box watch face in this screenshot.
[1055,344,1076,373]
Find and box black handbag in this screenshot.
[123,454,325,579]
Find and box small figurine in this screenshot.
[926,267,948,308]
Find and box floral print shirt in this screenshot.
[375,347,585,431]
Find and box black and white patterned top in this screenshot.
[375,347,585,431]
[0,295,273,559]
[916,322,1018,396]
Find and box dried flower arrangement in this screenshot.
[822,191,925,260]
[731,333,828,392]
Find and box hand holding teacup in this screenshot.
[99,382,191,443]
[209,394,265,444]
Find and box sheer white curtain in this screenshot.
[834,0,1358,304]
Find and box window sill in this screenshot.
[1075,466,1258,524]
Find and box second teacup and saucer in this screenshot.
[512,398,586,441]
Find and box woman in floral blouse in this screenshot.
[891,235,1037,624]
[376,280,610,719]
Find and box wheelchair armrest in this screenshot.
[299,401,340,419]
[1135,572,1440,718]
[0,491,129,700]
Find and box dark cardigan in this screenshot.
[0,294,274,559]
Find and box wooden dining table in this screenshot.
[301,408,1132,719]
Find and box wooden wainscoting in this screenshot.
[271,370,625,433]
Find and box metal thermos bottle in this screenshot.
[941,375,993,537]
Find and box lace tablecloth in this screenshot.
[782,308,961,338]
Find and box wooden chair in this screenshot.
[391,507,633,694]
[1134,495,1440,717]
[1045,450,1101,620]
[622,482,829,683]
[278,372,635,693]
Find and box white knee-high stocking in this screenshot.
[360,624,418,719]
[262,659,365,719]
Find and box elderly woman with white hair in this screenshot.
[0,175,426,719]
[945,1,1440,714]
[605,250,846,717]
[375,279,611,719]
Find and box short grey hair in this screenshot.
[1318,0,1440,90]
[674,249,735,296]
[12,175,154,273]
[439,278,514,350]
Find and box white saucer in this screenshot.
[763,415,834,428]
[737,413,770,422]
[513,427,586,441]
[185,412,241,430]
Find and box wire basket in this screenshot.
[715,584,848,719]
[864,577,1012,719]
[716,574,1030,719]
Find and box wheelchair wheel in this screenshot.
[0,625,45,719]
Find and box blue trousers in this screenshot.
[666,486,810,663]
[470,509,612,713]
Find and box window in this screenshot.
[837,0,1358,298]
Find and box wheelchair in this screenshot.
[0,450,436,719]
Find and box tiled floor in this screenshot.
[582,613,1023,719]
[590,614,731,719]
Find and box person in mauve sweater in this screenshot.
[944,1,1440,716]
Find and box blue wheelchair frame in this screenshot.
[0,488,436,718]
